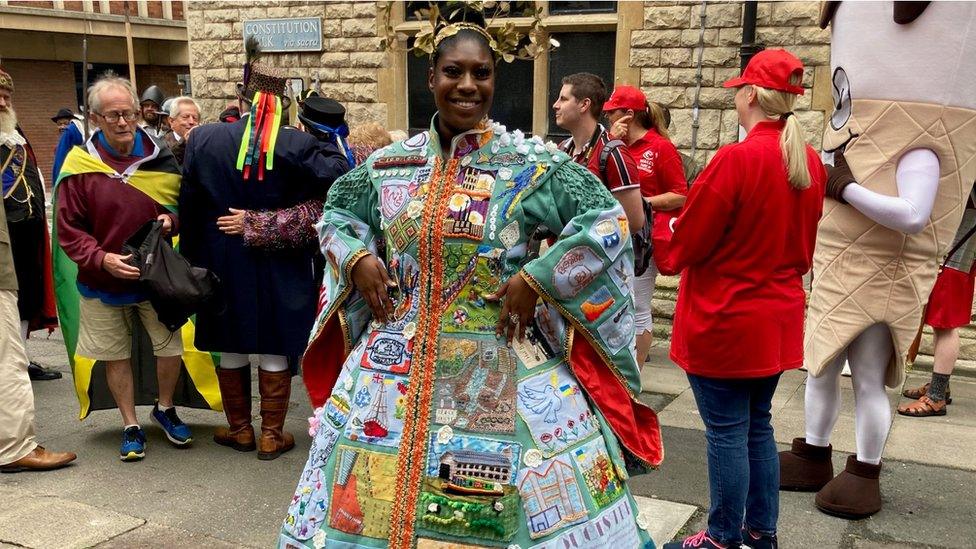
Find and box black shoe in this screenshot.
[28,362,62,381]
[742,526,778,549]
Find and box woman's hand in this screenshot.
[351,254,396,324]
[217,208,246,235]
[488,273,540,344]
[608,114,632,141]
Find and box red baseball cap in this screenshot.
[603,85,649,112]
[722,49,805,95]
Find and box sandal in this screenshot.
[897,395,948,417]
[901,382,951,404]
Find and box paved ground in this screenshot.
[2,333,974,548]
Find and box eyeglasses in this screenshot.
[95,111,138,123]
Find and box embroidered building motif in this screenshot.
[419,434,523,542]
[434,337,517,434]
[517,455,589,538]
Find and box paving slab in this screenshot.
[633,495,697,547]
[93,522,243,549]
[0,486,144,549]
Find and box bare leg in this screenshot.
[155,355,182,409]
[105,359,137,426]
[932,328,959,376]
[636,331,654,368]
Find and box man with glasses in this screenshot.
[54,75,212,462]
[162,96,200,165]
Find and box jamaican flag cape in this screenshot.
[53,133,221,419]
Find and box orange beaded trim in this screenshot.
[388,157,461,548]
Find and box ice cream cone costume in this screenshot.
[805,1,976,387]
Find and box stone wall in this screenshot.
[186,1,386,126]
[633,1,830,168]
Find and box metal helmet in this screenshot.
[140,85,164,107]
[159,97,175,117]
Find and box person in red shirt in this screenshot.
[662,50,826,549]
[553,72,645,233]
[898,197,976,417]
[603,85,687,367]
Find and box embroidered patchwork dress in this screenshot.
[281,119,663,549]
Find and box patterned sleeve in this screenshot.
[314,163,381,327]
[520,160,642,391]
[242,199,325,249]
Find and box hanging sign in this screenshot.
[242,17,323,52]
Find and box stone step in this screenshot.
[633,495,698,547]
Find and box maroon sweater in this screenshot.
[56,138,178,296]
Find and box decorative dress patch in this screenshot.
[420,434,523,542]
[434,337,517,434]
[607,256,634,298]
[526,496,639,549]
[517,455,589,538]
[552,246,605,299]
[570,437,625,508]
[586,211,628,262]
[346,372,408,447]
[580,286,615,323]
[328,446,398,539]
[516,365,599,457]
[380,180,412,220]
[360,330,413,374]
[596,305,635,355]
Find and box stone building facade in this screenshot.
[185,0,974,364]
[1,0,189,181]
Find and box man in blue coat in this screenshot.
[179,52,348,461]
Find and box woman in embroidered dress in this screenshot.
[281,9,662,549]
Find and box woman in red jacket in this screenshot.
[663,50,826,549]
[604,85,687,367]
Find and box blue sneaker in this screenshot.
[120,426,147,461]
[151,404,193,446]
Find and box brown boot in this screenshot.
[213,367,256,452]
[779,437,834,491]
[815,455,882,519]
[257,369,295,461]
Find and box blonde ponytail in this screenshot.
[633,102,671,140]
[753,74,811,190]
[648,102,670,140]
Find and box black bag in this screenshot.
[599,140,654,276]
[123,220,220,332]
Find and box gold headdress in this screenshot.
[379,1,558,63]
[0,67,13,92]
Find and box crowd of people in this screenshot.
[1,3,975,549]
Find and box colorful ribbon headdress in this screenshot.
[236,36,288,181]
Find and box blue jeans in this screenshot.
[686,373,782,545]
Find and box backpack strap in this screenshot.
[599,139,625,182]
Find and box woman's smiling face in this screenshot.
[428,36,495,141]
